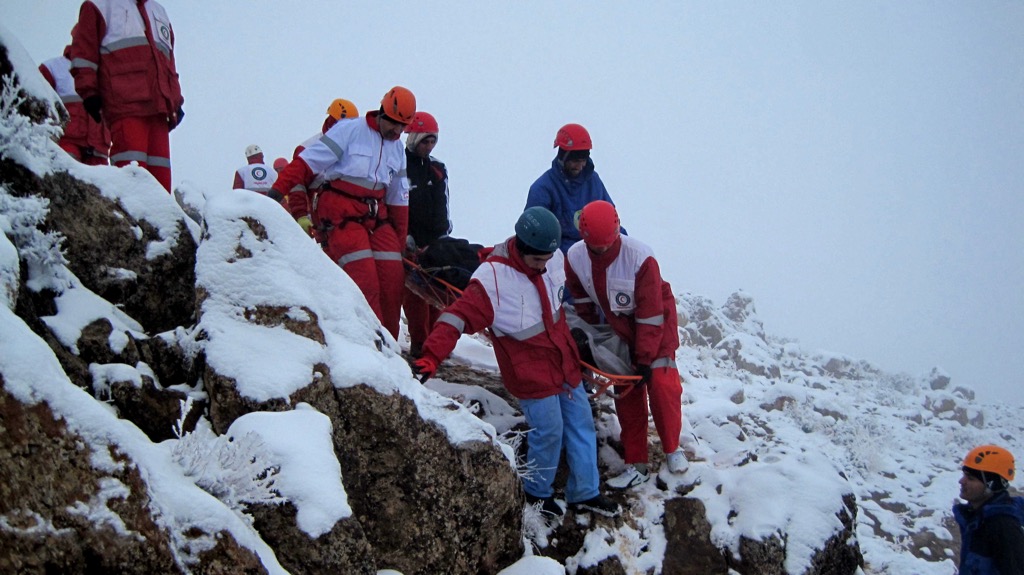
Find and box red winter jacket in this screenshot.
[565,235,679,366]
[421,238,583,399]
[271,113,408,242]
[39,53,110,156]
[69,0,183,124]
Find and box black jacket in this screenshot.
[406,151,451,247]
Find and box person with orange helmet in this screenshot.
[401,111,454,357]
[565,201,686,489]
[273,157,288,173]
[284,98,363,232]
[232,144,278,196]
[269,86,416,339]
[526,123,622,254]
[953,444,1024,574]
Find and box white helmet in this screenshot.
[245,144,262,157]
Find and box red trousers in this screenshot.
[403,285,439,351]
[59,141,109,166]
[324,220,404,339]
[615,365,683,464]
[109,115,171,192]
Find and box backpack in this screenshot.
[417,236,484,290]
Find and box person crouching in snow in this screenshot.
[412,207,621,519]
[565,200,687,489]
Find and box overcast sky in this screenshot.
[5,2,1022,405]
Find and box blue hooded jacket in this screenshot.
[953,491,1024,574]
[526,157,621,254]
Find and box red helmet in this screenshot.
[554,123,592,151]
[380,86,416,124]
[405,111,438,134]
[579,200,620,249]
[273,157,288,171]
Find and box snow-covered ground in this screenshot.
[3,23,1021,574]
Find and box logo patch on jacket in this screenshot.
[252,167,267,180]
[614,291,632,307]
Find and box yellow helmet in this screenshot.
[326,98,359,121]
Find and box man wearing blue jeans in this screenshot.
[413,207,620,518]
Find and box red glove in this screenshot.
[412,357,437,383]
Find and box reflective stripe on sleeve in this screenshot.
[438,312,465,333]
[651,357,677,370]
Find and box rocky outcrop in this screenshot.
[0,384,264,575]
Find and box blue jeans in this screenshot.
[519,383,600,504]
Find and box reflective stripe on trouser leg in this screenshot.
[326,222,383,324]
[648,366,682,454]
[369,223,403,340]
[559,384,601,503]
[109,115,171,192]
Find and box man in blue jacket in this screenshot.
[953,444,1024,574]
[526,123,621,254]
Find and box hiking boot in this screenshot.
[524,492,564,518]
[666,449,689,473]
[409,342,423,359]
[571,494,621,518]
[606,465,650,490]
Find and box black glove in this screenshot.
[169,106,184,130]
[636,364,652,386]
[267,189,285,203]
[83,95,102,123]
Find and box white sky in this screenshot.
[3,1,1022,406]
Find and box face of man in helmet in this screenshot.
[562,156,587,178]
[414,136,437,159]
[522,252,554,272]
[378,114,408,141]
[959,470,992,508]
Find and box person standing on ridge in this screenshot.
[69,0,184,192]
[284,98,361,236]
[526,123,622,255]
[269,87,413,340]
[232,145,278,196]
[412,207,621,519]
[565,200,687,489]
[39,42,111,166]
[402,111,452,358]
[953,444,1024,574]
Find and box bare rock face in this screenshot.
[248,501,376,575]
[331,384,524,574]
[0,383,263,575]
[663,496,730,574]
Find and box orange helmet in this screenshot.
[963,444,1016,484]
[273,157,288,171]
[579,200,620,249]
[380,86,416,124]
[405,111,439,134]
[327,98,359,120]
[554,123,592,151]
